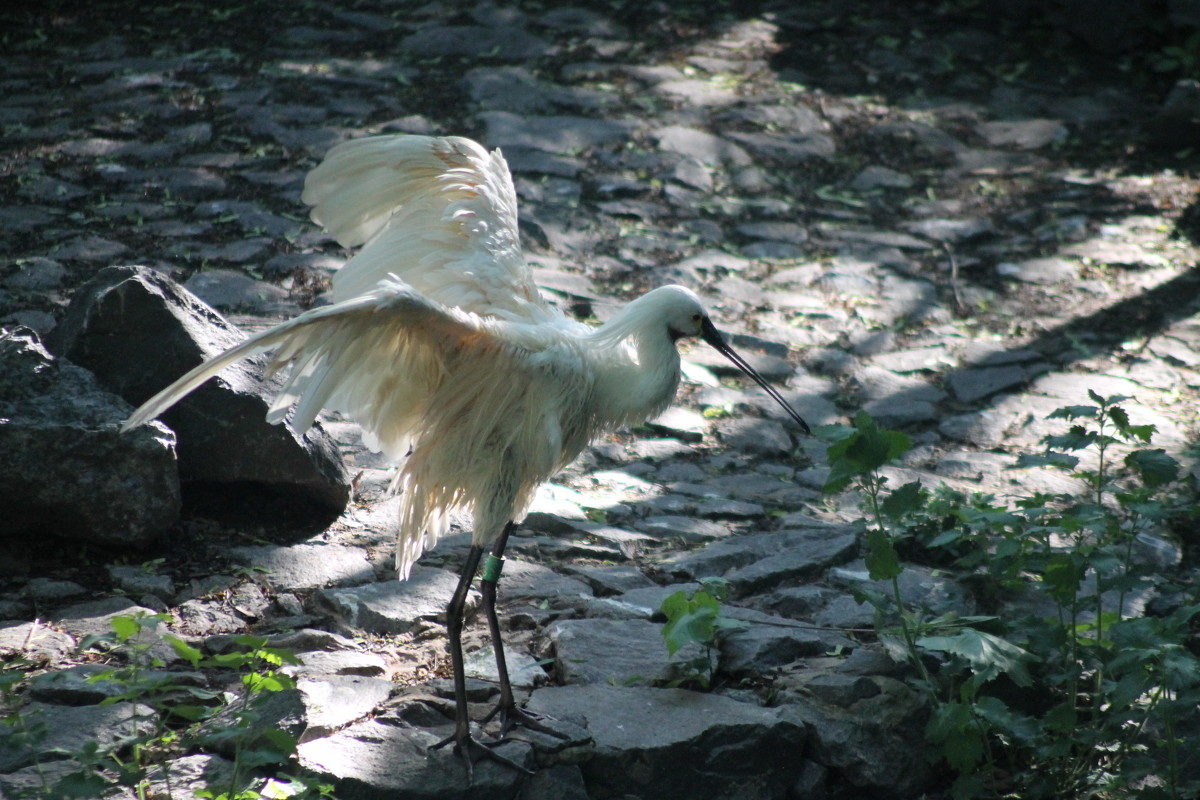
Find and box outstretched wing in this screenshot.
[302,134,554,325]
[122,277,496,459]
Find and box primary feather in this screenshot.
[301,135,549,324]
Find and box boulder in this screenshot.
[782,676,934,797]
[49,266,349,528]
[547,618,712,686]
[527,685,807,799]
[0,327,179,545]
[0,700,157,772]
[299,710,534,800]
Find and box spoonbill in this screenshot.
[122,134,811,767]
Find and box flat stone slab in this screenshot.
[946,364,1028,402]
[782,677,934,797]
[720,615,857,677]
[548,618,709,686]
[663,525,859,596]
[463,644,548,688]
[828,561,977,619]
[528,685,807,799]
[0,620,76,663]
[229,542,375,590]
[315,568,468,635]
[298,675,396,734]
[497,560,593,603]
[299,716,533,800]
[996,257,1078,284]
[633,515,730,543]
[0,701,156,772]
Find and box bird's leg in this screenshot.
[429,544,532,776]
[479,522,567,739]
[437,544,482,750]
[479,522,516,722]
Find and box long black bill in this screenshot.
[700,317,811,435]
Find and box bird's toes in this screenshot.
[485,703,572,740]
[430,729,535,778]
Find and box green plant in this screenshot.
[0,615,335,800]
[1152,29,1200,77]
[168,634,332,800]
[821,395,1200,800]
[659,577,746,689]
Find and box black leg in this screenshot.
[481,522,516,718]
[429,540,533,776]
[433,543,484,749]
[479,523,568,739]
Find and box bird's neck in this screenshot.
[591,327,681,429]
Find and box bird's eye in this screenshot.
[692,313,702,322]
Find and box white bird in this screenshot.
[122,134,810,768]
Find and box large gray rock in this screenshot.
[0,700,157,772]
[314,568,470,635]
[229,542,375,591]
[299,711,533,800]
[527,685,807,799]
[662,525,859,596]
[0,327,180,545]
[0,620,76,663]
[782,676,934,797]
[49,265,350,528]
[719,611,857,678]
[547,618,712,686]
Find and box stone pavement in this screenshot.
[1,1,1199,798]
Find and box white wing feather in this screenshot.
[301,135,554,325]
[122,276,598,578]
[124,134,609,577]
[123,279,481,452]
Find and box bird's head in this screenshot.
[642,285,813,435]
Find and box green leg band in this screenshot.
[481,554,505,584]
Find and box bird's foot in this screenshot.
[481,701,571,740]
[429,728,534,779]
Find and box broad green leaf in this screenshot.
[109,615,141,643]
[659,591,690,620]
[1044,426,1097,451]
[926,701,985,772]
[210,651,250,668]
[1044,552,1086,603]
[691,590,720,614]
[697,576,731,600]
[928,529,963,548]
[1043,701,1077,733]
[1048,404,1098,420]
[864,527,901,580]
[47,770,112,798]
[170,703,214,721]
[972,696,1040,745]
[1107,671,1149,710]
[1090,389,1131,406]
[881,480,926,519]
[662,606,716,656]
[1124,423,1157,443]
[845,412,898,471]
[1163,648,1200,690]
[917,627,1035,686]
[1125,448,1179,487]
[166,634,204,667]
